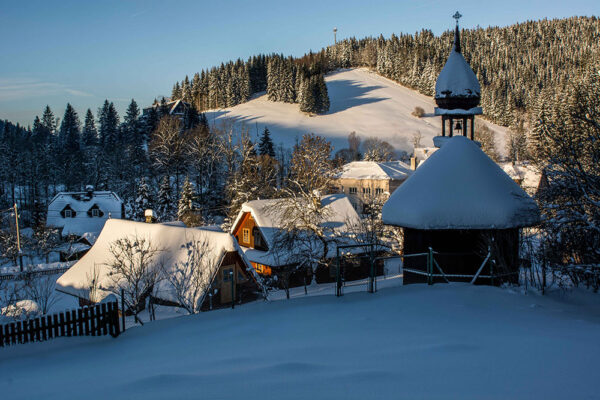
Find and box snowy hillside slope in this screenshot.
[1,284,598,400]
[205,68,509,156]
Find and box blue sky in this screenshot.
[1,0,598,126]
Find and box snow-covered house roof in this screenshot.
[56,219,262,304]
[413,147,438,164]
[231,194,362,266]
[143,99,190,116]
[435,25,481,106]
[499,162,543,196]
[46,190,123,236]
[382,136,540,230]
[336,161,412,181]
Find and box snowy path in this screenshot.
[1,283,599,399]
[205,68,509,157]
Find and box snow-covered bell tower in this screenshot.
[434,12,482,144]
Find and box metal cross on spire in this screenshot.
[453,11,462,26]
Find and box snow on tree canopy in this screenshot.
[435,26,481,104]
[381,136,540,229]
[56,219,261,303]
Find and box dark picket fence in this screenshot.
[0,302,120,347]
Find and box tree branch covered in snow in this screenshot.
[162,239,214,314]
[529,67,600,291]
[105,235,163,323]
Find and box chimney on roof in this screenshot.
[85,185,94,199]
[410,157,418,170]
[145,209,156,223]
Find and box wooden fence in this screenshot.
[0,266,71,281]
[0,302,120,347]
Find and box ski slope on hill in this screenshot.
[205,68,509,156]
[1,284,598,399]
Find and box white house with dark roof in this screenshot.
[46,189,123,237]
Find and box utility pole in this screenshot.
[14,203,23,272]
[230,269,235,309]
[333,27,337,45]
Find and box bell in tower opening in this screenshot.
[434,11,482,145]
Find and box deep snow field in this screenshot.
[205,68,509,156]
[1,283,599,400]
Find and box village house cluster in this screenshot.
[52,16,542,315]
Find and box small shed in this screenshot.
[382,136,540,284]
[56,219,265,310]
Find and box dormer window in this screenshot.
[87,204,104,218]
[61,205,76,218]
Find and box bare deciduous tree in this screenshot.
[475,121,500,161]
[269,134,342,297]
[105,235,162,324]
[86,264,102,303]
[163,238,215,314]
[412,130,423,150]
[23,270,58,315]
[362,137,395,162]
[149,116,188,198]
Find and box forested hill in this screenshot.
[170,16,600,127]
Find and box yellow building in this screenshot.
[333,161,412,212]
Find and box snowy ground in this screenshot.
[205,68,509,157]
[1,281,599,399]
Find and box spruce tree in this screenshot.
[157,176,173,221]
[299,77,316,114]
[258,127,276,157]
[133,177,153,221]
[41,105,56,136]
[317,74,330,114]
[60,104,81,152]
[177,177,195,221]
[59,104,84,189]
[98,100,119,147]
[172,82,182,100]
[123,99,140,145]
[181,76,192,102]
[82,109,98,146]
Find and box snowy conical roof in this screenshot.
[435,25,481,107]
[381,136,540,229]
